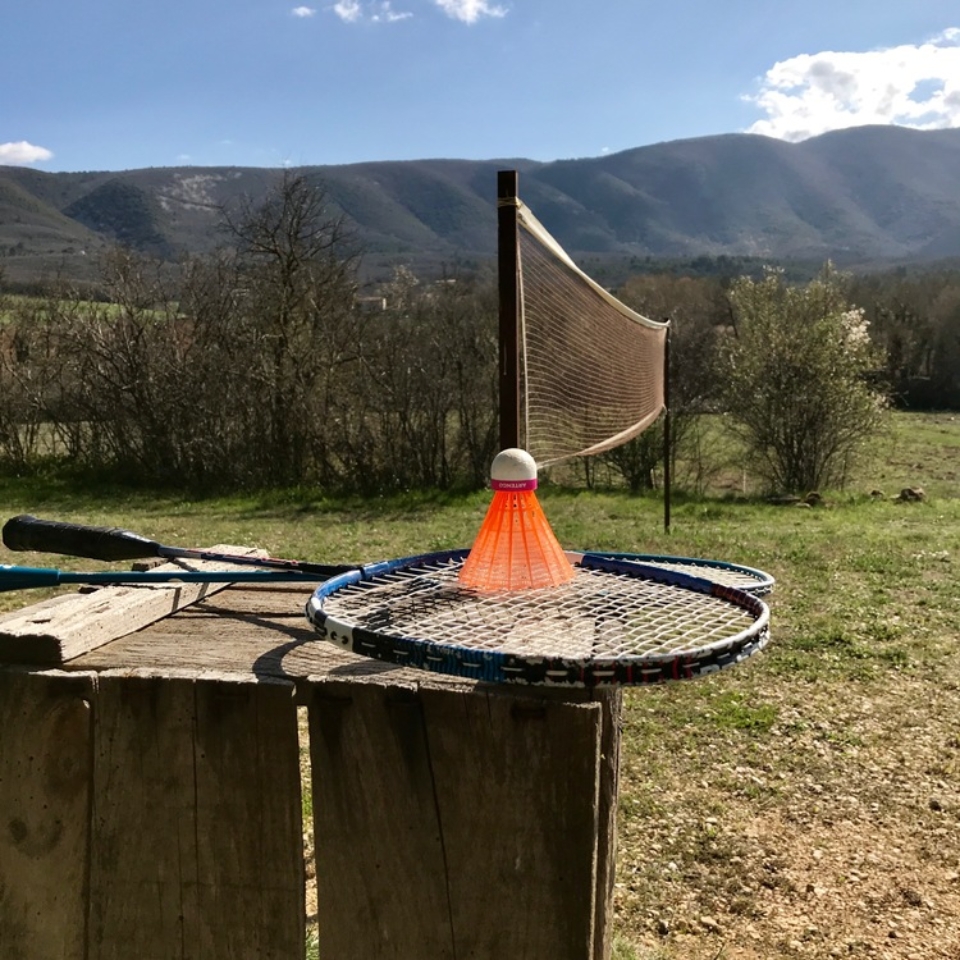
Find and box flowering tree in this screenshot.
[720,266,888,494]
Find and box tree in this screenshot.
[332,266,498,493]
[720,266,887,494]
[849,268,960,410]
[36,175,364,490]
[222,171,361,484]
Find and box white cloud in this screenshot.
[372,2,412,22]
[0,141,54,165]
[292,6,316,16]
[330,0,503,24]
[433,0,506,24]
[331,0,411,22]
[331,0,363,22]
[332,0,361,23]
[745,27,960,141]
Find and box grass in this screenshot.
[3,411,960,957]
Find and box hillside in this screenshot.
[3,125,960,285]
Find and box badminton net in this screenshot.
[515,200,669,466]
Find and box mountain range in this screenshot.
[3,124,960,287]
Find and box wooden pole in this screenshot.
[498,170,521,452]
[663,322,672,534]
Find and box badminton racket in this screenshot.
[3,513,772,606]
[306,550,770,687]
[2,514,358,579]
[590,552,774,596]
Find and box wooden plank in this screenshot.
[308,681,606,960]
[0,547,265,666]
[0,671,93,960]
[422,687,604,960]
[592,688,623,960]
[87,676,199,960]
[190,681,304,959]
[309,682,455,958]
[86,675,304,960]
[68,583,479,690]
[1,580,623,960]
[0,592,87,626]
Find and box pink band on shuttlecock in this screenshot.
[492,477,538,491]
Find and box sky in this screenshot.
[2,0,960,173]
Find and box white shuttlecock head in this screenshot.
[490,448,538,490]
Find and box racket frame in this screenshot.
[589,552,774,596]
[306,550,770,687]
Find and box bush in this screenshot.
[720,266,888,494]
[0,177,500,494]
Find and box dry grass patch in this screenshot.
[616,648,960,959]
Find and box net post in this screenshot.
[498,170,521,451]
[663,320,672,534]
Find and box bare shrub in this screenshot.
[0,174,503,493]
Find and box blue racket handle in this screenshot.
[0,564,324,593]
[0,565,65,591]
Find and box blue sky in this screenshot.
[3,0,959,172]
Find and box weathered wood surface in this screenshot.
[87,676,303,960]
[0,546,265,666]
[593,688,623,960]
[309,680,620,960]
[64,582,486,691]
[0,569,623,960]
[0,671,93,960]
[0,671,303,960]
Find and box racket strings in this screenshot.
[320,558,764,661]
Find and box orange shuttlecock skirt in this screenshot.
[458,484,575,591]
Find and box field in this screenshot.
[2,412,960,959]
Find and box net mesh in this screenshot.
[515,201,669,466]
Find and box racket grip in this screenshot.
[2,515,161,562]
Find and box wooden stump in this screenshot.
[0,561,621,960]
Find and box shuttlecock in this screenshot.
[458,448,575,591]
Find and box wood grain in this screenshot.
[191,680,304,959]
[0,671,93,960]
[2,575,623,960]
[87,675,303,960]
[309,679,612,960]
[309,681,455,958]
[422,686,604,960]
[86,676,199,960]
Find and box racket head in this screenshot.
[305,550,770,687]
[584,552,775,596]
